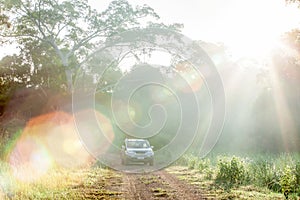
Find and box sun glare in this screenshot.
[4,110,116,183]
[217,0,300,59]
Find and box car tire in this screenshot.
[124,159,128,166]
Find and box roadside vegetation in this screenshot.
[171,153,300,199]
[1,0,300,199]
[1,153,299,199]
[0,164,123,199]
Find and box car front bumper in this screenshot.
[124,154,154,163]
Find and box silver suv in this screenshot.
[121,138,154,166]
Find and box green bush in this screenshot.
[195,158,210,172]
[280,165,297,199]
[180,153,300,197]
[295,162,300,187]
[203,167,214,180]
[294,162,300,197]
[187,155,197,170]
[215,156,248,189]
[250,159,281,192]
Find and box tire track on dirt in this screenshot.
[121,170,206,199]
[155,170,205,199]
[122,173,153,200]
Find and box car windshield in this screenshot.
[126,140,150,148]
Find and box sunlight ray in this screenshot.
[269,57,298,151]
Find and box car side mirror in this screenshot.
[151,146,154,149]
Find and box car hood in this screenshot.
[126,148,153,152]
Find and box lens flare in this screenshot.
[8,136,52,182]
[73,28,225,172]
[0,187,4,199]
[0,168,12,199]
[73,109,115,157]
[5,111,106,182]
[174,61,204,93]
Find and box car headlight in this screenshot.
[146,151,154,156]
[125,150,135,155]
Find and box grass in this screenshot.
[151,187,169,197]
[171,153,300,199]
[1,153,300,199]
[167,166,284,199]
[139,175,158,185]
[0,165,123,199]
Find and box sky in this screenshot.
[88,0,300,58]
[1,0,300,59]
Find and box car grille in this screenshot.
[135,151,146,154]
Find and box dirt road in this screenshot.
[121,170,204,200]
[94,152,206,199]
[95,167,205,200]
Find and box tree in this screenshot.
[286,0,300,54]
[0,0,181,89]
[286,0,300,4]
[0,8,10,28]
[0,54,31,115]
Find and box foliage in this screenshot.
[280,165,297,199]
[286,0,300,5]
[0,0,183,125]
[195,158,211,172]
[0,11,10,28]
[0,166,123,199]
[181,154,300,198]
[185,154,211,172]
[0,0,181,89]
[249,159,281,192]
[187,155,197,170]
[215,156,248,189]
[203,167,214,180]
[295,162,300,188]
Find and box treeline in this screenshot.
[0,0,300,155]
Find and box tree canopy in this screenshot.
[1,0,300,154]
[0,0,181,89]
[0,0,182,119]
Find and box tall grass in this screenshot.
[0,164,116,199]
[183,153,300,198]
